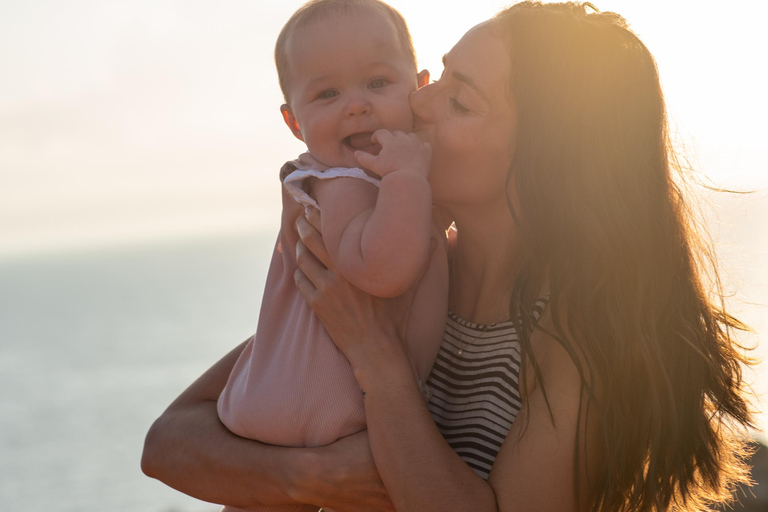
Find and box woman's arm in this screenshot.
[141,340,395,511]
[364,326,598,512]
[141,340,309,507]
[295,214,493,510]
[295,212,597,512]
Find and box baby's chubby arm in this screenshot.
[312,129,432,298]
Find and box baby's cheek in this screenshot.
[302,137,335,167]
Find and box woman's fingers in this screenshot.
[295,238,328,290]
[320,430,397,512]
[293,265,317,304]
[304,205,322,233]
[295,152,329,172]
[296,214,333,270]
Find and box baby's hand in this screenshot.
[354,129,431,179]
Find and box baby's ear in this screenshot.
[280,104,304,142]
[417,69,430,89]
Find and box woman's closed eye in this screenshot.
[450,97,471,114]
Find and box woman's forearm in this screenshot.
[292,208,493,511]
[358,347,498,512]
[143,398,314,507]
[141,341,318,508]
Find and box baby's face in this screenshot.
[281,12,418,168]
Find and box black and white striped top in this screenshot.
[426,299,548,480]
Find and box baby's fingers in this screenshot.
[370,128,393,146]
[354,150,377,171]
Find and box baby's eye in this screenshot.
[369,78,388,89]
[317,90,338,100]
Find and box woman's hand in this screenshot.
[294,207,500,512]
[302,430,395,512]
[291,210,400,511]
[293,207,422,382]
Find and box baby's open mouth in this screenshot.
[343,132,381,155]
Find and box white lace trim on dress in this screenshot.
[283,167,381,210]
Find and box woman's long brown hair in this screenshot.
[496,2,755,510]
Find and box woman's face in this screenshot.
[411,21,517,210]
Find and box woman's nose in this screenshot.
[410,83,433,122]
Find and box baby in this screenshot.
[217,1,448,510]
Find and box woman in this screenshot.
[142,2,754,511]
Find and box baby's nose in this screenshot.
[345,93,371,116]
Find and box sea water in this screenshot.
[0,192,766,511]
[0,233,276,511]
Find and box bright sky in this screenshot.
[1,0,766,257]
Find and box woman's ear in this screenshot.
[280,104,304,141]
[417,69,430,89]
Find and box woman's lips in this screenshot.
[343,132,381,155]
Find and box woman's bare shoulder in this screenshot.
[487,308,601,512]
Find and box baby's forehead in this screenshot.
[276,3,417,103]
[287,10,407,55]
[286,13,413,77]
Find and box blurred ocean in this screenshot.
[0,232,275,512]
[0,191,766,512]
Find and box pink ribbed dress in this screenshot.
[217,164,445,512]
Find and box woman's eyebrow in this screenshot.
[442,54,489,103]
